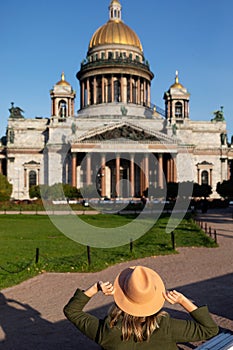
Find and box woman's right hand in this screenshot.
[164,290,184,305]
[163,290,197,312]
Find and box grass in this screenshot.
[0,214,217,290]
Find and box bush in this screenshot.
[0,174,12,201]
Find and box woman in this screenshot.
[64,265,218,349]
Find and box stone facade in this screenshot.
[1,1,232,200]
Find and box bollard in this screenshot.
[35,248,40,264]
[87,245,91,266]
[214,229,217,243]
[171,231,175,250]
[130,238,133,253]
[209,227,212,237]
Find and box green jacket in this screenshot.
[64,289,219,350]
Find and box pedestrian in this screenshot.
[64,265,218,349]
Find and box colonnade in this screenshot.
[80,74,151,109]
[71,152,177,198]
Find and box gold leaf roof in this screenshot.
[56,72,70,86]
[89,20,143,51]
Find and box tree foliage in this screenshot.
[216,180,233,199]
[0,174,12,201]
[192,183,212,198]
[29,183,81,200]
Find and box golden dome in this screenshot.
[89,20,143,51]
[56,72,70,86]
[170,71,184,89]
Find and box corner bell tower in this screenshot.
[164,71,190,124]
[50,73,76,119]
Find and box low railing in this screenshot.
[79,57,151,72]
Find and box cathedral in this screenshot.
[1,0,232,200]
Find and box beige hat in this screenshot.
[113,266,165,317]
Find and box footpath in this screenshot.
[0,208,233,349]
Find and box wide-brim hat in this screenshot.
[113,266,165,317]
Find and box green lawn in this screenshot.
[0,214,217,289]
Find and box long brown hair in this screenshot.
[109,305,167,342]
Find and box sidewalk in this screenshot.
[0,208,233,349]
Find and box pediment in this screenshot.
[77,122,176,144]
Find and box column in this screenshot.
[86,78,90,106]
[129,76,133,103]
[24,168,27,188]
[158,153,163,189]
[167,158,171,182]
[111,75,114,102]
[120,76,124,103]
[116,154,120,197]
[143,80,146,105]
[102,76,105,103]
[144,154,149,191]
[137,78,140,104]
[172,156,177,183]
[221,158,227,182]
[197,169,200,184]
[93,77,97,104]
[130,154,135,197]
[37,169,40,185]
[140,157,144,196]
[210,168,213,187]
[81,81,85,108]
[101,154,106,197]
[72,153,77,187]
[147,82,151,107]
[86,153,91,186]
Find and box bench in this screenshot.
[196,331,233,349]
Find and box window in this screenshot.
[201,170,209,185]
[59,100,67,118]
[114,80,121,102]
[175,102,183,118]
[29,170,37,188]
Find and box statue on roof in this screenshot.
[9,102,24,119]
[211,106,225,122]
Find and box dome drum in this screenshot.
[77,58,153,81]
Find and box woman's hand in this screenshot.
[164,290,184,305]
[163,290,197,313]
[98,281,114,296]
[84,281,114,298]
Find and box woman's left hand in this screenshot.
[99,281,114,296]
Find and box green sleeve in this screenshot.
[63,288,100,342]
[169,306,219,343]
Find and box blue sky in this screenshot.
[1,0,233,138]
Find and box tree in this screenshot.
[30,183,81,200]
[29,185,41,199]
[63,184,81,199]
[192,183,212,198]
[216,180,233,199]
[167,182,178,200]
[0,174,12,201]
